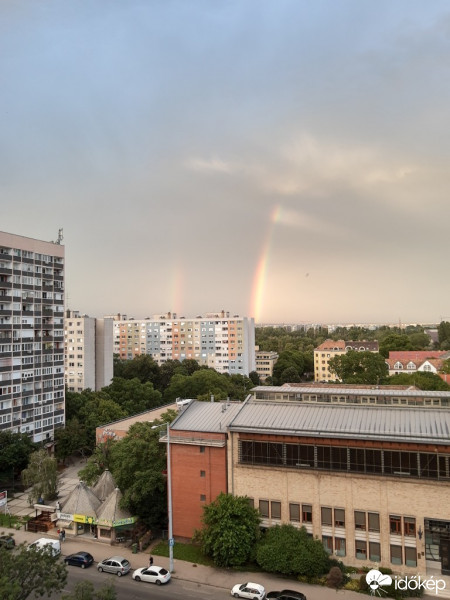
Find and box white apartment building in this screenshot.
[65,310,113,392]
[0,231,65,443]
[113,311,256,375]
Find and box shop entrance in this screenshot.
[425,519,450,575]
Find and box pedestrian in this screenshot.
[58,530,63,542]
[149,555,153,567]
[61,528,66,542]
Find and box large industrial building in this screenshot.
[112,311,256,375]
[0,231,65,443]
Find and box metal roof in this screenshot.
[251,385,450,399]
[170,400,244,433]
[228,401,450,444]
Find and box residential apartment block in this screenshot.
[255,348,278,381]
[64,310,113,392]
[167,398,450,576]
[314,339,379,382]
[113,311,256,375]
[0,231,65,443]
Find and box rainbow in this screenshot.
[250,205,282,322]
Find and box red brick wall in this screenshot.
[170,433,228,539]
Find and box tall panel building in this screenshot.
[0,231,65,443]
[113,311,256,375]
[64,310,113,392]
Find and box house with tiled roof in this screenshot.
[386,351,450,379]
[314,339,379,382]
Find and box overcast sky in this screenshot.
[2,1,450,325]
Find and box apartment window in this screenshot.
[322,536,333,554]
[200,495,206,502]
[404,517,416,537]
[390,515,402,535]
[199,446,205,453]
[334,509,345,528]
[289,503,300,522]
[391,545,402,565]
[271,501,281,520]
[355,540,367,560]
[200,470,206,477]
[321,507,332,526]
[302,504,312,523]
[259,500,269,518]
[355,511,366,530]
[405,546,417,567]
[369,542,381,562]
[368,512,380,532]
[335,537,346,557]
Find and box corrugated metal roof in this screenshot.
[171,400,244,433]
[228,401,450,444]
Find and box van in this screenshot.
[28,538,61,557]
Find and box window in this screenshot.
[302,504,312,523]
[199,446,205,453]
[390,545,402,565]
[271,501,281,520]
[289,503,300,522]
[390,515,402,535]
[368,512,380,532]
[200,470,206,478]
[247,498,254,509]
[334,508,345,527]
[322,536,333,554]
[355,511,366,530]
[335,537,346,557]
[369,542,381,562]
[404,517,416,537]
[355,540,367,560]
[405,546,417,567]
[321,507,332,526]
[200,495,206,502]
[259,500,269,518]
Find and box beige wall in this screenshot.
[228,432,450,574]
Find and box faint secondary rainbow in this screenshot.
[250,205,282,322]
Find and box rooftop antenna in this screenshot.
[55,228,64,245]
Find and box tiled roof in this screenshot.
[315,339,346,351]
[228,400,450,444]
[388,351,446,361]
[61,482,101,516]
[96,488,131,524]
[92,469,116,502]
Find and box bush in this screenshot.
[326,566,344,590]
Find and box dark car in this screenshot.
[0,535,15,549]
[64,551,94,569]
[267,591,306,600]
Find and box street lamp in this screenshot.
[152,422,174,573]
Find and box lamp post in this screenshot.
[153,422,174,573]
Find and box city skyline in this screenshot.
[2,1,450,324]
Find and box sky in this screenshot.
[1,1,450,325]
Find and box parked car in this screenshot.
[132,565,171,585]
[27,538,61,557]
[0,535,15,549]
[98,555,131,576]
[231,582,266,600]
[64,551,94,569]
[267,590,306,600]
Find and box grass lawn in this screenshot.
[151,540,216,566]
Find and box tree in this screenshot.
[104,377,162,414]
[77,438,118,486]
[55,417,90,462]
[196,493,261,567]
[22,449,58,503]
[163,369,233,402]
[0,542,67,600]
[248,371,260,386]
[109,422,167,529]
[379,334,413,358]
[438,321,450,347]
[280,366,301,384]
[386,372,450,391]
[272,351,305,385]
[328,351,388,385]
[62,581,117,600]
[256,524,329,578]
[114,354,160,385]
[327,566,344,590]
[0,431,36,485]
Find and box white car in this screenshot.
[132,565,171,585]
[231,582,266,600]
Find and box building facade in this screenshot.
[0,231,65,442]
[314,339,379,382]
[64,310,113,392]
[113,311,256,375]
[255,348,278,381]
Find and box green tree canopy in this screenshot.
[386,372,450,391]
[55,417,91,462]
[328,350,388,385]
[104,377,162,414]
[113,354,160,385]
[256,524,330,577]
[272,350,305,385]
[0,431,36,474]
[163,369,233,402]
[378,334,413,358]
[438,321,450,347]
[0,542,67,600]
[196,493,261,567]
[21,449,58,503]
[62,580,117,600]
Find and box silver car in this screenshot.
[98,555,131,576]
